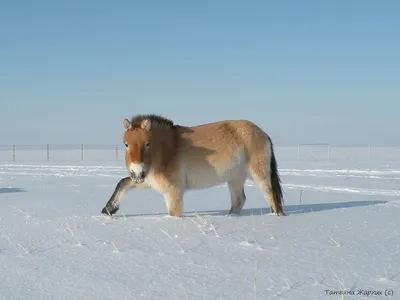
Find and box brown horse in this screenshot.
[101,114,285,217]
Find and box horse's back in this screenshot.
[180,119,269,149]
[176,119,270,190]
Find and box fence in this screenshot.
[0,144,122,162]
[1,144,400,164]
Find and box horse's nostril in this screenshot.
[139,171,145,179]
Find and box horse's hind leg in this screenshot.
[249,157,284,215]
[228,172,247,214]
[251,172,275,214]
[249,146,285,215]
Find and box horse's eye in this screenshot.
[124,143,128,148]
[145,141,150,149]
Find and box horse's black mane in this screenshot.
[130,114,177,129]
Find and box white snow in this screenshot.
[0,148,399,299]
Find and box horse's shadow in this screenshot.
[0,187,27,194]
[203,200,388,216]
[119,200,388,218]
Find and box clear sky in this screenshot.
[1,0,399,146]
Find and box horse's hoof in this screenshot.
[101,205,119,216]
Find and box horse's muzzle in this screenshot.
[131,171,146,183]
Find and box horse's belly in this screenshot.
[184,160,244,190]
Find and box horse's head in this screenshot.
[122,118,152,183]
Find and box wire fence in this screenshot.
[1,144,400,164]
[0,144,121,162]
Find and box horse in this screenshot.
[101,114,285,217]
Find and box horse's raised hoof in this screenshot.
[101,204,119,216]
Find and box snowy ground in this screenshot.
[0,148,399,299]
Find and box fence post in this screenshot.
[297,144,300,163]
[116,144,119,161]
[328,145,330,163]
[13,145,15,162]
[47,144,50,161]
[81,144,84,161]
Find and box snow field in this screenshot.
[0,155,399,299]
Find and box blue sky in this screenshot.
[1,0,399,146]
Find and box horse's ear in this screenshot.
[123,118,132,131]
[141,118,151,131]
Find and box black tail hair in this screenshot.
[270,141,285,215]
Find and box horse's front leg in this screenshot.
[101,177,147,216]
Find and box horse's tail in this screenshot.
[269,140,285,215]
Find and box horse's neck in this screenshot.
[151,129,180,169]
